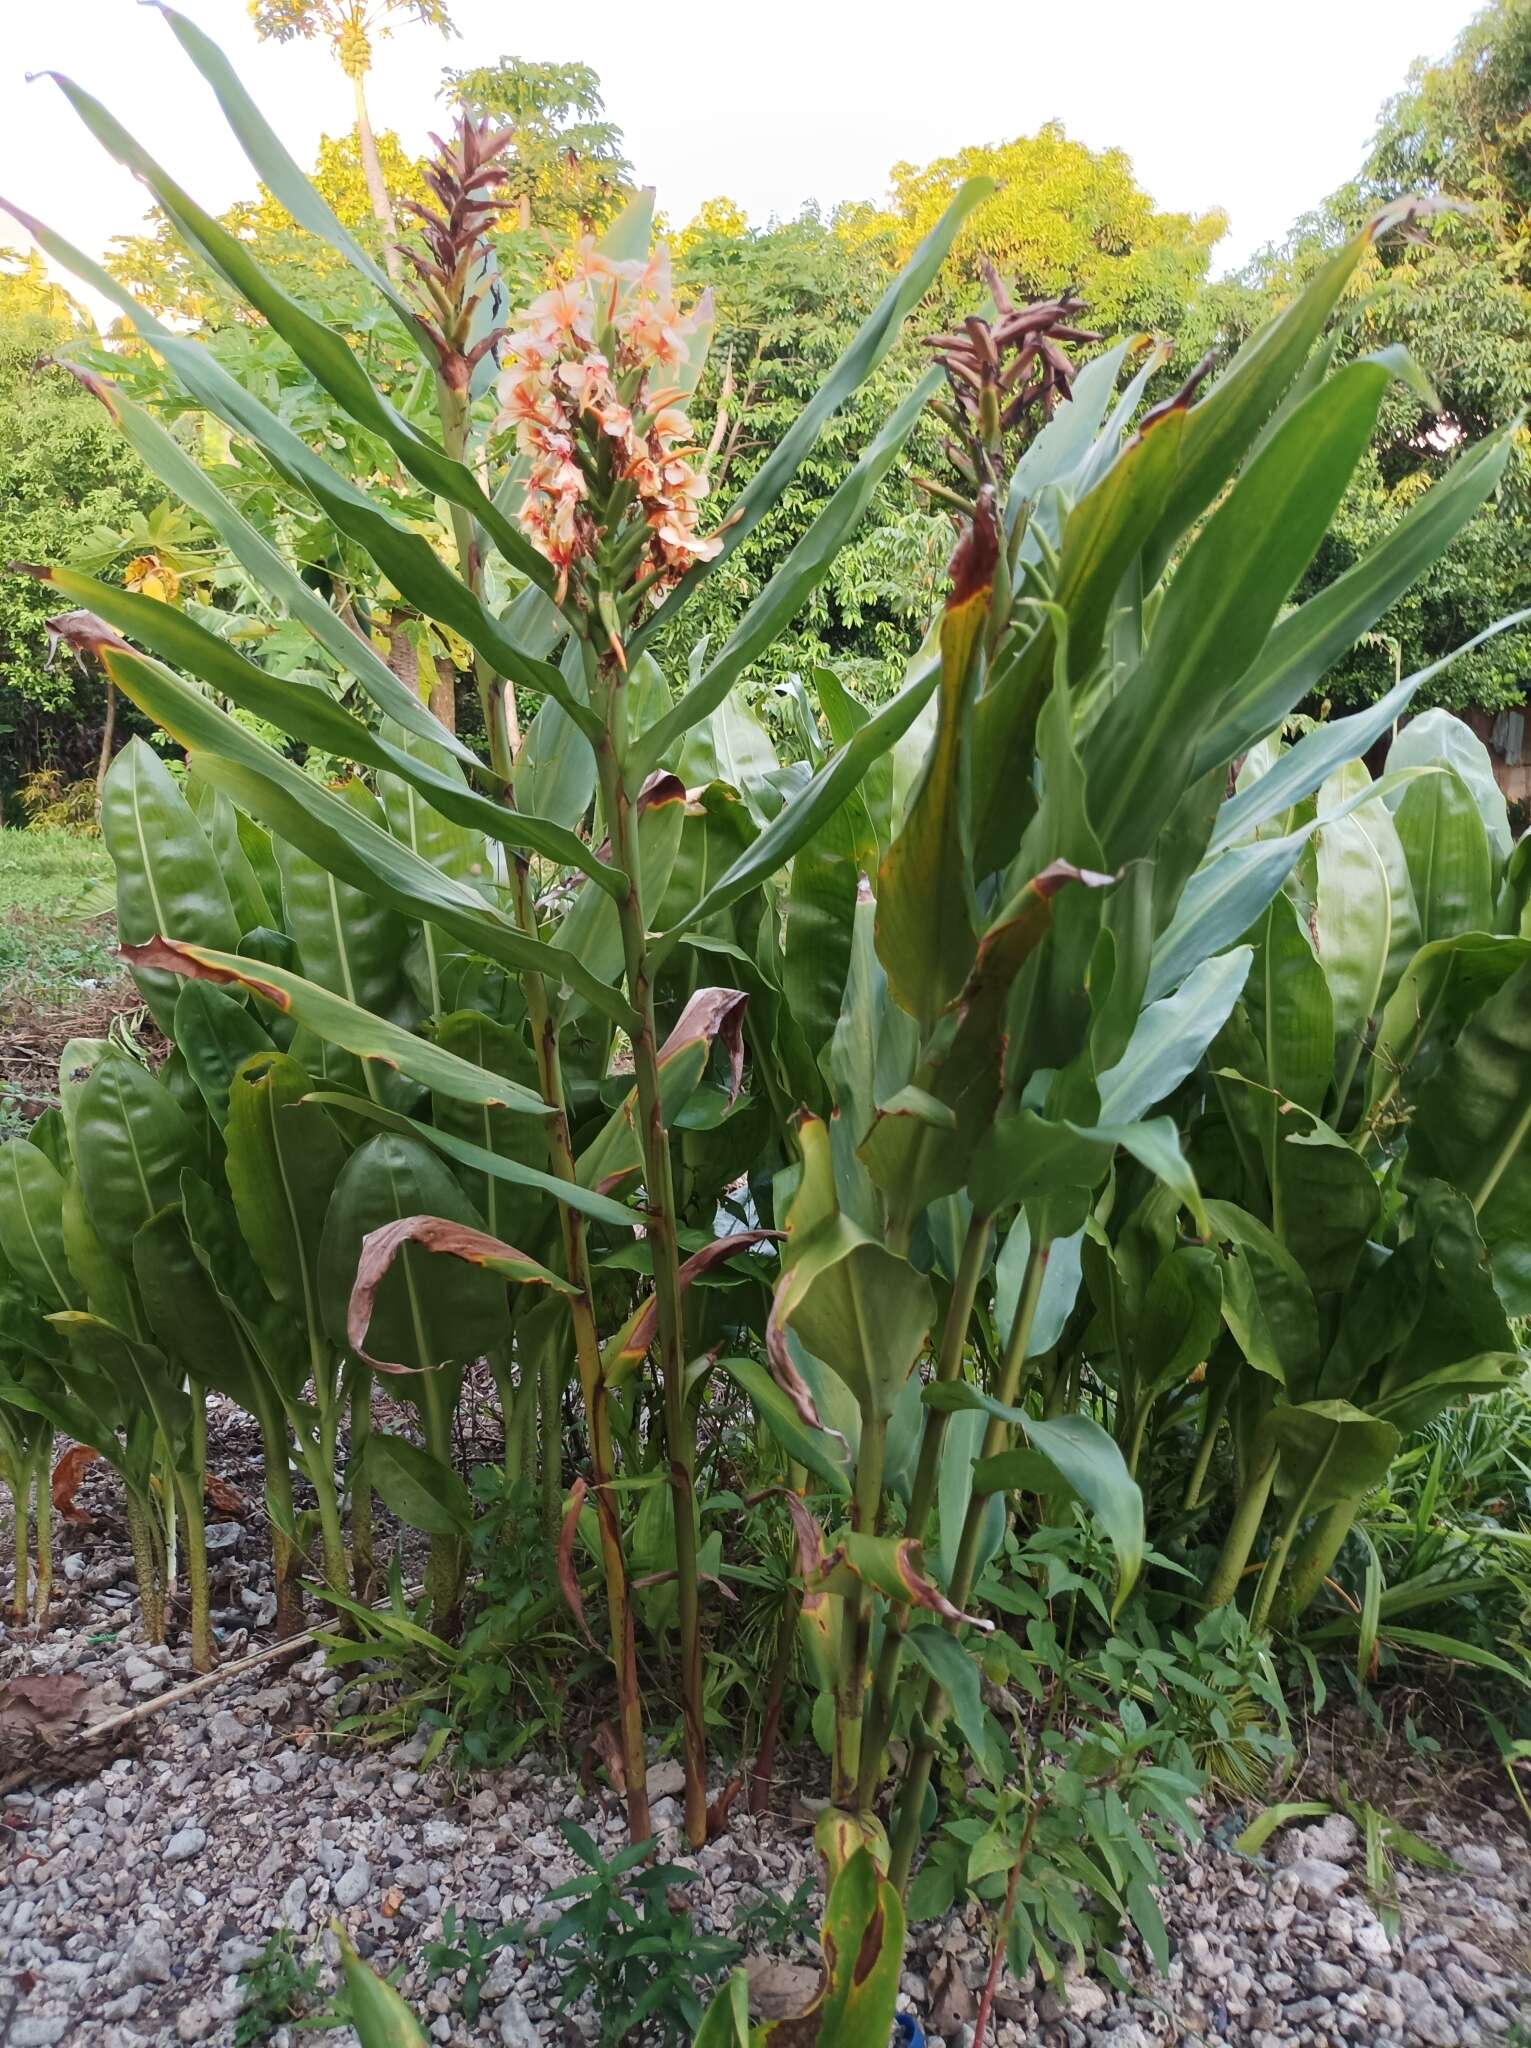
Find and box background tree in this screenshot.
[440,57,632,238]
[248,0,456,282]
[0,254,158,813]
[843,123,1228,331]
[1244,0,1531,715]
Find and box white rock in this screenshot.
[175,2000,215,2043]
[1454,1841,1503,1878]
[334,1859,371,1909]
[422,1819,464,1852]
[498,1994,540,2047]
[163,1826,206,1863]
[1282,1856,1350,1902]
[1278,1813,1358,1867]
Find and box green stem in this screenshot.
[258,1407,303,1640]
[125,1487,165,1644]
[890,1239,1049,1895]
[174,1469,213,1673]
[1203,1448,1279,1610]
[1124,1392,1152,1481]
[1250,1466,1322,1635]
[858,1212,991,1805]
[32,1429,51,1627]
[833,1416,887,1810]
[596,703,707,1850]
[349,1368,375,1602]
[1278,1495,1361,1622]
[9,1473,27,1623]
[1183,1373,1231,1511]
[538,1332,563,1539]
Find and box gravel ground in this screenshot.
[2,1460,1529,2048]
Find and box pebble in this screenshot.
[5,1466,1531,2048]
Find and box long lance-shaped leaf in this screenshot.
[45,69,555,598]
[1211,609,1531,853]
[1194,428,1519,776]
[1086,355,1397,864]
[635,375,939,772]
[27,567,622,898]
[876,499,996,1030]
[349,1216,577,1371]
[660,655,941,942]
[122,937,550,1115]
[303,1089,638,1233]
[2,203,568,716]
[33,356,481,772]
[1143,212,1393,581]
[627,177,994,659]
[972,399,1190,874]
[70,629,635,1029]
[1146,774,1426,1001]
[147,3,431,354]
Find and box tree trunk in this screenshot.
[429,657,457,734]
[95,678,117,811]
[351,70,401,284]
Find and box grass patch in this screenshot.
[0,827,133,1137]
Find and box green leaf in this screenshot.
[631,177,994,657]
[364,1432,474,1542]
[772,1116,934,1422]
[19,353,474,766]
[1388,708,1511,871]
[972,402,1189,874]
[1232,1801,1333,1857]
[101,737,239,1034]
[1393,768,1495,944]
[1087,356,1395,862]
[1210,608,1531,847]
[1266,1400,1401,1511]
[1096,949,1253,1123]
[74,1055,202,1262]
[1410,957,1531,1314]
[782,797,858,1065]
[1135,1248,1223,1400]
[1242,892,1334,1116]
[904,1625,997,1777]
[636,375,940,769]
[307,1089,637,1235]
[91,640,632,1027]
[660,655,940,941]
[37,570,618,896]
[1194,440,1521,776]
[875,509,993,1032]
[971,1113,1208,1235]
[318,1133,508,1370]
[150,4,431,354]
[1366,931,1531,1124]
[924,1384,1143,1608]
[52,66,552,596]
[122,940,549,1114]
[716,1356,851,1497]
[1143,222,1377,580]
[1314,766,1419,1108]
[172,982,275,1129]
[0,1141,82,1312]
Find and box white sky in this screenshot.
[0,0,1481,326]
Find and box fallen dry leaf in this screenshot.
[744,1955,822,2020]
[0,1674,117,1791]
[928,1951,977,2036]
[580,1720,626,1796]
[204,1474,247,1515]
[380,1886,404,1918]
[51,1445,99,1526]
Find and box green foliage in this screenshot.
[1244,0,1531,712]
[0,274,159,802]
[441,57,632,236]
[508,1822,743,2047]
[233,1929,322,2046]
[4,24,1529,2039]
